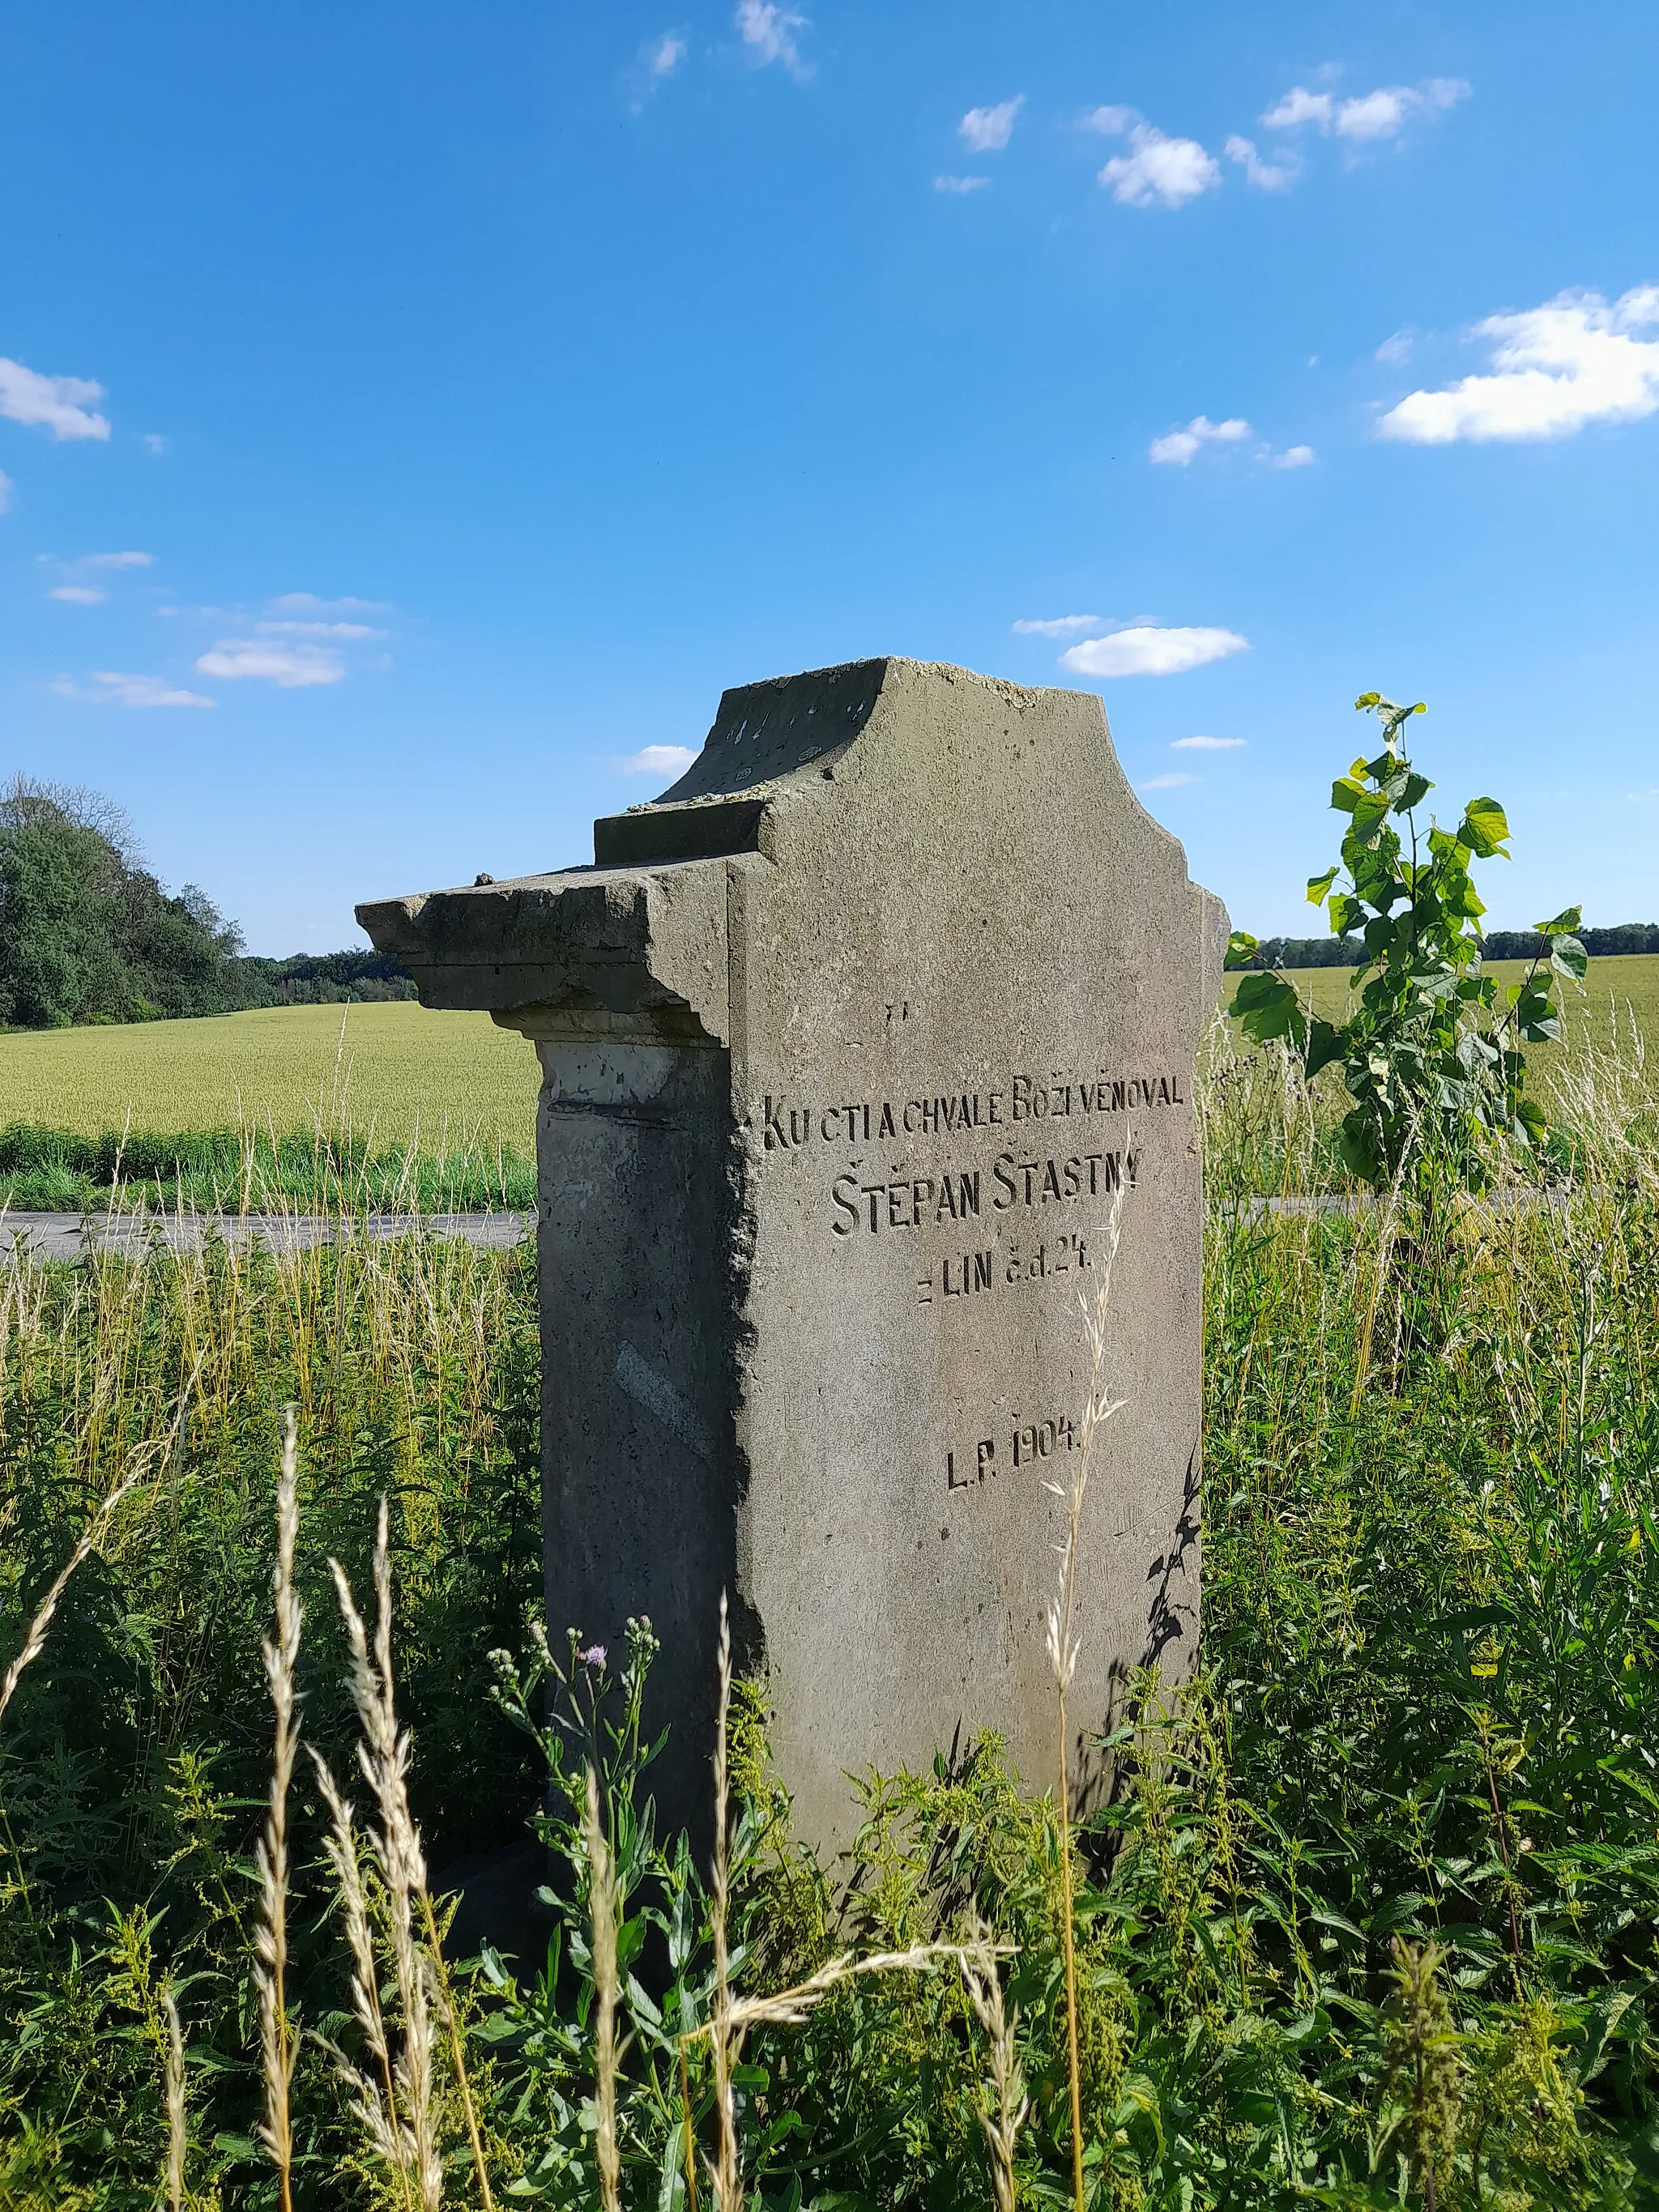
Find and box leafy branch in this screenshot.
[1226,693,1585,1189]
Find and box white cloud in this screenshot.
[1376,286,1659,445]
[622,744,697,778]
[629,29,687,106]
[1140,771,1197,789]
[0,357,110,441]
[1270,443,1317,467]
[1224,134,1300,190]
[1084,104,1139,135]
[1062,624,1249,676]
[256,618,386,639]
[195,639,347,687]
[84,549,156,568]
[1149,415,1251,466]
[1335,87,1418,139]
[1341,79,1468,139]
[1261,86,1332,129]
[1098,123,1220,209]
[141,433,168,454]
[735,0,809,78]
[0,470,12,514]
[51,585,105,604]
[959,96,1023,152]
[1172,734,1246,749]
[1375,330,1414,364]
[1013,614,1103,637]
[1262,77,1469,142]
[935,174,991,194]
[65,671,215,709]
[267,591,390,614]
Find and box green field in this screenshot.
[1,957,1653,1175]
[1222,953,1659,1110]
[1277,951,1659,1051]
[0,999,540,1151]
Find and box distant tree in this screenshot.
[235,947,416,1003]
[0,777,253,1027]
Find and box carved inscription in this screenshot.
[757,1058,1181,1285]
[945,1407,1080,1490]
[943,1409,1151,1533]
[760,1066,1185,1153]
[832,1149,1137,1238]
[916,1228,1096,1307]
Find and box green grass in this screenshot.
[1269,952,1659,1062]
[0,1121,539,1213]
[0,999,539,1152]
[0,1038,1655,2206]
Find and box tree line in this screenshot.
[6,772,1654,1029]
[1235,921,1659,971]
[0,778,412,1029]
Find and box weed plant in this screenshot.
[0,1120,537,1213]
[0,1031,1656,2206]
[0,1224,541,2206]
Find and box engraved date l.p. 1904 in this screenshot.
[945,1409,1078,1490]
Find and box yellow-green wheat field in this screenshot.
[0,957,1654,1150]
[1286,953,1659,1056]
[0,1000,541,1150]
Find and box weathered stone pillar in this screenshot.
[359,657,1226,1852]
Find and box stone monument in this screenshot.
[359,657,1226,1851]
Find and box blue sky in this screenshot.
[5,1,1657,952]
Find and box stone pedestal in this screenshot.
[359,657,1226,1852]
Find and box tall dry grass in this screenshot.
[254,1405,301,2211]
[1044,1158,1130,2211]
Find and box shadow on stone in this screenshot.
[434,1835,554,1974]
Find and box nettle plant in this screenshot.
[1226,692,1586,1189]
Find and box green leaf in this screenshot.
[1223,929,1260,970]
[1394,771,1433,812]
[1458,796,1510,857]
[1550,934,1588,980]
[1574,1992,1640,2087]
[1306,867,1338,906]
[1303,1018,1346,1080]
[1354,691,1381,710]
[1330,777,1366,814]
[1230,972,1303,1040]
[1336,1115,1384,1186]
[1536,904,1583,936]
[1440,875,1486,921]
[1350,791,1390,839]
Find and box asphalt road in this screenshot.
[0,1211,535,1263]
